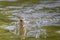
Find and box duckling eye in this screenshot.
[20,20,22,21]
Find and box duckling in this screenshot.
[19,19,27,40]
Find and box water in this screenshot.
[0,0,60,38]
[0,0,17,2]
[56,30,60,33]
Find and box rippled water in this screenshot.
[0,0,60,38]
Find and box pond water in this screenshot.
[0,0,60,38]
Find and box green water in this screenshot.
[0,0,60,40]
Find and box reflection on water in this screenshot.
[0,0,17,2]
[56,30,60,33]
[0,0,60,38]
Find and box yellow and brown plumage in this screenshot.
[19,19,26,39]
